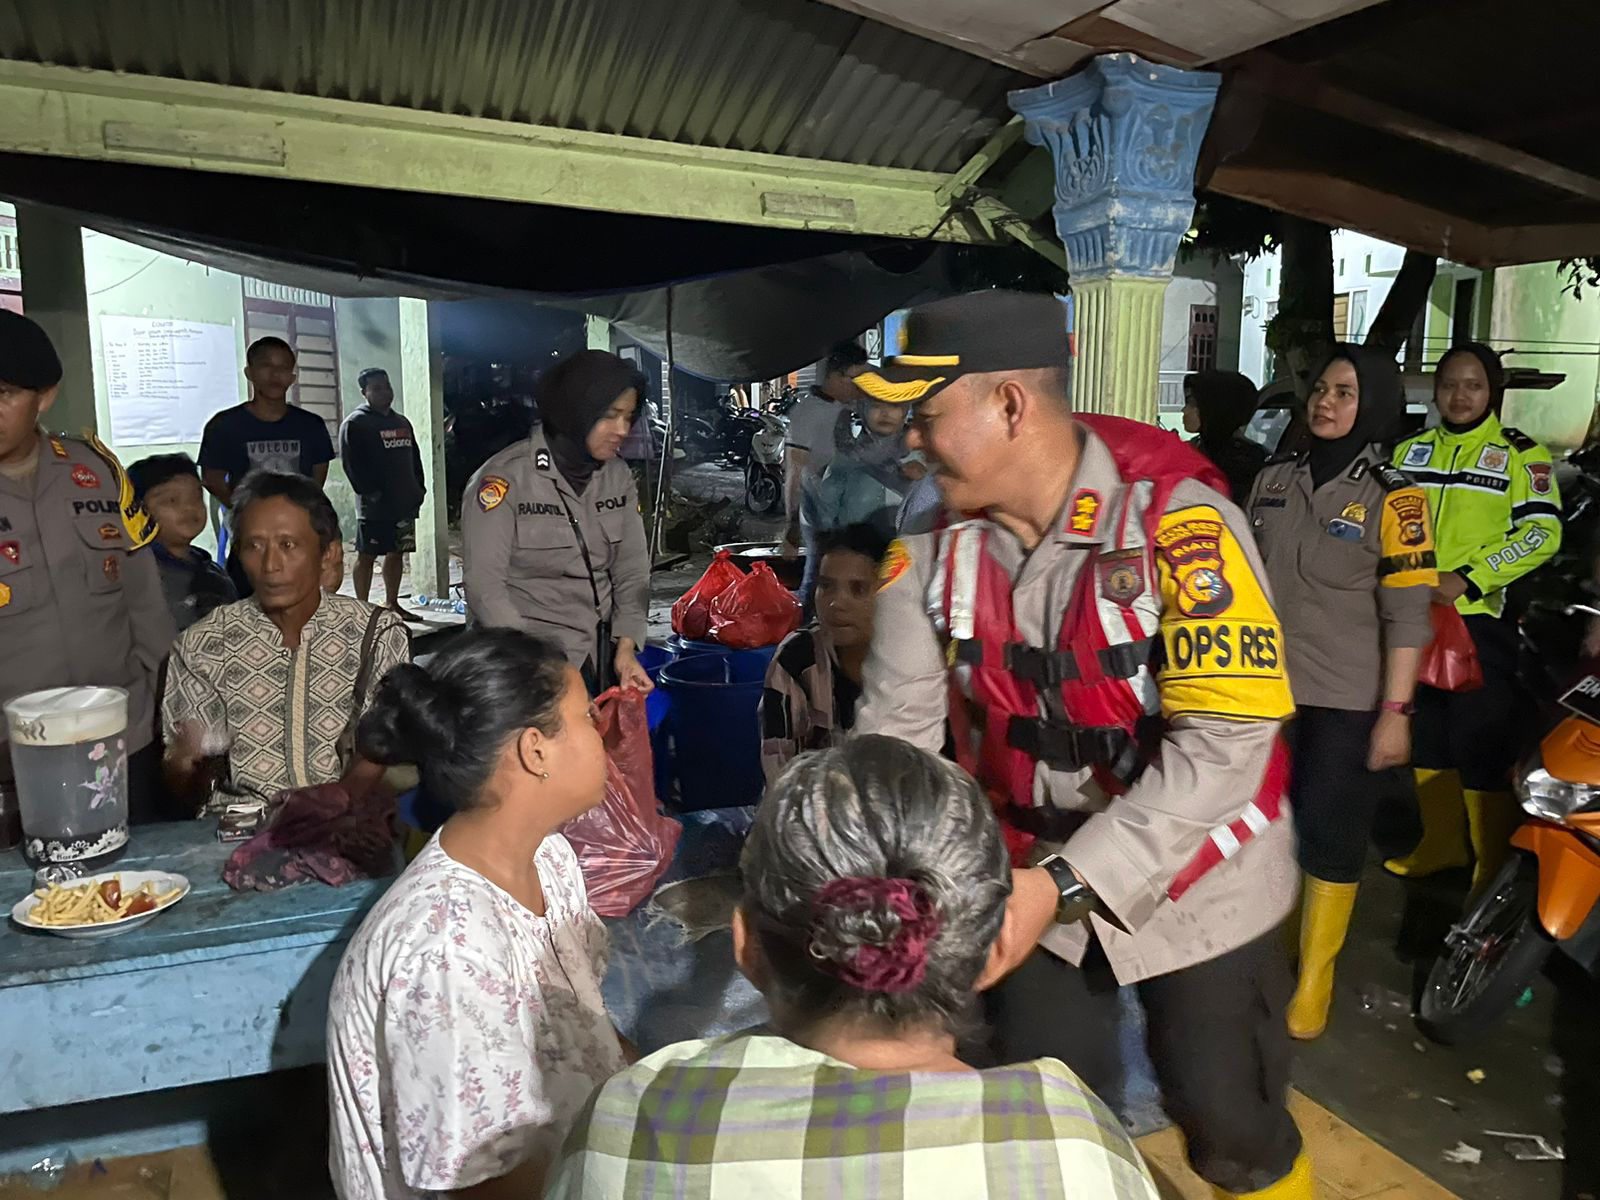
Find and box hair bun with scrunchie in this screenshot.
[806,876,941,994]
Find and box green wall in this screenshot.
[1491,263,1600,451]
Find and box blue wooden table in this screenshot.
[0,822,394,1170]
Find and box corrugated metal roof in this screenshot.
[0,0,1026,173]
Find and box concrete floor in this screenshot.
[1290,860,1598,1200]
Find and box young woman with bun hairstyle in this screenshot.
[546,735,1158,1200]
[326,628,628,1200]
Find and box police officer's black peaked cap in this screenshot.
[854,290,1069,406]
[0,310,63,390]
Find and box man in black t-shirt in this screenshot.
[339,368,425,616]
[198,336,336,597]
[198,336,334,503]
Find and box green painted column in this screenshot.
[398,297,449,598]
[1010,55,1220,421]
[1069,276,1168,421]
[14,203,96,435]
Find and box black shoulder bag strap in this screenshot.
[555,490,615,692]
[338,606,389,767]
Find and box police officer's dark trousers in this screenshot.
[980,930,1302,1195]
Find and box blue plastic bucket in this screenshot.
[658,650,769,811]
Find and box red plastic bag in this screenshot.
[1418,603,1484,692]
[671,550,743,641]
[708,560,801,649]
[560,687,681,917]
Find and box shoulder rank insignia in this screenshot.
[1503,426,1537,452]
[1369,463,1413,493]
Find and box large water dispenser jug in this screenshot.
[3,686,130,868]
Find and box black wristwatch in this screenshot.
[1036,853,1099,924]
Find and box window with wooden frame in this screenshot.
[241,279,340,437]
[1187,304,1218,372]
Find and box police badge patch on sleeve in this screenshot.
[1153,516,1234,617]
[1526,462,1553,495]
[477,475,510,512]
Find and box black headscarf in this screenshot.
[534,350,648,493]
[1185,370,1260,449]
[1436,342,1506,433]
[1307,343,1404,489]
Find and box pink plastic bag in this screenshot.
[708,560,801,648]
[560,687,681,917]
[671,550,743,641]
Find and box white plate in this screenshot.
[11,869,191,939]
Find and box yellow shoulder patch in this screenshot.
[1153,505,1293,723]
[878,538,912,591]
[1378,485,1438,589]
[83,430,157,550]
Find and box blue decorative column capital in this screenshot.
[1009,54,1220,282]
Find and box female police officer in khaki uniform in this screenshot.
[1246,344,1436,1040]
[462,351,652,694]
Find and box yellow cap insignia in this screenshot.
[0,581,10,608]
[878,539,912,591]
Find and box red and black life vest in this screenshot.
[931,414,1290,898]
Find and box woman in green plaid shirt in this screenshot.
[547,736,1160,1200]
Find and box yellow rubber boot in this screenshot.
[1465,789,1520,893]
[1286,877,1358,1041]
[1210,1153,1314,1199]
[1383,768,1469,878]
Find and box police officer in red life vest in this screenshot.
[853,292,1308,1200]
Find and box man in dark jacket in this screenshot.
[338,368,425,616]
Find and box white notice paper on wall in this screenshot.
[102,316,240,445]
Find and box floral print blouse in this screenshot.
[326,832,625,1198]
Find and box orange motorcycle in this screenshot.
[1418,669,1600,1044]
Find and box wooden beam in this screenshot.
[1204,163,1492,262]
[1203,162,1600,267]
[1052,11,1209,66]
[968,195,1070,272]
[936,116,1024,208]
[1238,54,1600,204]
[0,60,1000,246]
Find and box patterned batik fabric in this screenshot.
[544,1032,1161,1200]
[326,832,626,1199]
[161,592,409,812]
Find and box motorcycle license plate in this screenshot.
[1558,675,1600,725]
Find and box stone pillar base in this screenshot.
[1072,275,1169,422]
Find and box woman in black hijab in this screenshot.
[1182,370,1267,500]
[1244,344,1438,1042]
[462,349,654,693]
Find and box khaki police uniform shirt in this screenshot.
[1246,447,1437,712]
[0,431,176,759]
[461,427,650,669]
[856,428,1299,985]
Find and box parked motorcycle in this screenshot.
[681,401,763,467]
[745,409,787,514]
[1418,631,1600,1044]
